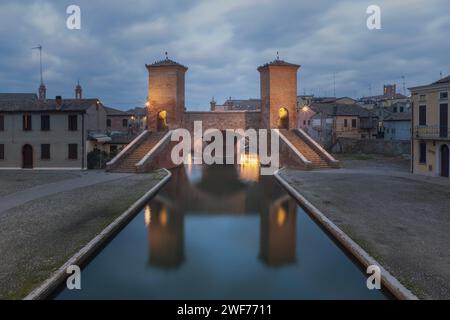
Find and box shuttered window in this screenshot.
[68,144,78,160]
[419,105,426,126]
[41,144,50,160]
[68,115,78,131]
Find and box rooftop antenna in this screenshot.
[32,44,43,84]
[333,73,336,97]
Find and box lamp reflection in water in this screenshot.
[239,153,260,182]
[260,198,297,266]
[147,202,184,268]
[144,205,151,226]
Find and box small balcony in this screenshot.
[413,125,450,140]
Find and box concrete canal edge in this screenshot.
[274,168,418,300]
[23,169,172,300]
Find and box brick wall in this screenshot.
[182,111,262,132]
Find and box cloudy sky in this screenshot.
[0,0,449,110]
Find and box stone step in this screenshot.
[279,129,330,169]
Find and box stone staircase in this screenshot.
[109,131,167,173]
[279,129,333,169]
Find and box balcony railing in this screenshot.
[413,125,450,139]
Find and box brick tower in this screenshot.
[258,58,300,129]
[145,55,188,131]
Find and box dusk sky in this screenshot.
[0,0,449,110]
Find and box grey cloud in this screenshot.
[0,0,449,110]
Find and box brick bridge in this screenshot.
[106,57,339,173]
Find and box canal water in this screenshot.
[55,161,388,299]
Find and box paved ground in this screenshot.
[281,154,450,299]
[0,171,82,197]
[0,169,168,299]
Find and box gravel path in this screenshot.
[280,156,450,299]
[0,170,168,299]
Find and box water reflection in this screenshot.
[55,156,388,299]
[146,159,298,268]
[260,197,297,266]
[147,201,184,268]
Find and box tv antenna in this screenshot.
[32,45,43,84]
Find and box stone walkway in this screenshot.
[0,171,131,214]
[281,156,450,299]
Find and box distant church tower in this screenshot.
[258,55,300,129]
[145,53,188,131]
[75,81,82,99]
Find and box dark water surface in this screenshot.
[56,163,387,299]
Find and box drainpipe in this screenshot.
[411,100,414,174]
[82,113,85,170]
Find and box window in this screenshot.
[122,119,128,128]
[393,107,398,113]
[41,115,50,131]
[419,105,427,126]
[440,92,448,100]
[400,107,404,113]
[23,114,32,131]
[68,115,78,131]
[419,94,426,102]
[0,144,4,160]
[352,119,357,128]
[0,115,4,131]
[68,144,78,160]
[107,119,111,127]
[307,120,311,125]
[419,142,427,164]
[41,144,50,160]
[303,120,306,125]
[344,119,348,127]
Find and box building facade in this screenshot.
[0,94,106,169]
[383,112,411,141]
[410,76,450,178]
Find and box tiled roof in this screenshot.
[104,106,132,116]
[222,98,261,110]
[311,103,373,117]
[257,59,300,71]
[146,58,188,70]
[0,93,38,101]
[0,97,100,112]
[432,75,450,85]
[384,112,411,121]
[127,107,147,116]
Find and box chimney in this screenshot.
[55,96,62,110]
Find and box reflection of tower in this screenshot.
[145,53,187,131]
[147,202,184,268]
[259,198,297,266]
[258,56,300,129]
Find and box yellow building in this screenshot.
[410,76,450,178]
